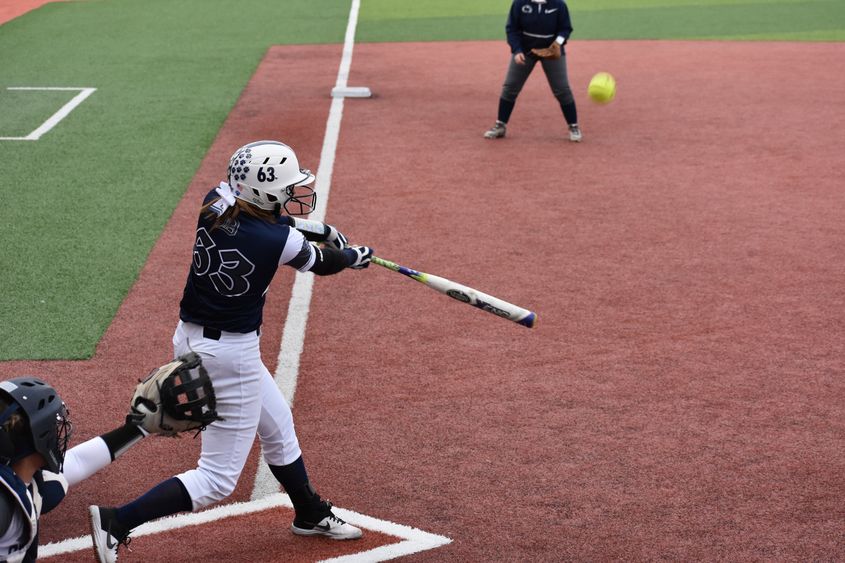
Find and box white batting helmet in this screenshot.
[227,140,316,214]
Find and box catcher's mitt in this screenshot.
[530,42,561,60]
[128,352,222,436]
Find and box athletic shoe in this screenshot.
[484,121,507,139]
[89,506,131,563]
[291,501,363,540]
[569,124,583,142]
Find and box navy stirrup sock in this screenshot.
[497,97,515,124]
[115,477,193,530]
[269,456,321,514]
[560,100,578,126]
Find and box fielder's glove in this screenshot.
[530,42,561,60]
[127,352,222,436]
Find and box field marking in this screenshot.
[251,0,367,501]
[38,493,452,561]
[0,87,96,141]
[331,0,371,98]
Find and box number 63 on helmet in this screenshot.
[227,140,317,215]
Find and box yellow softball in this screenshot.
[588,72,616,104]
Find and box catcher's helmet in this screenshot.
[227,140,316,215]
[0,377,72,473]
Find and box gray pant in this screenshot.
[500,54,575,106]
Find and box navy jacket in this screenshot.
[506,0,573,55]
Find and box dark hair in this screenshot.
[0,393,34,464]
[201,197,277,231]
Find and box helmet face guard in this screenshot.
[283,183,317,216]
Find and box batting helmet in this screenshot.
[0,378,72,473]
[227,140,316,215]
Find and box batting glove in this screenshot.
[324,224,349,250]
[345,245,373,269]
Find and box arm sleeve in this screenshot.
[279,228,317,271]
[280,226,356,275]
[505,2,523,53]
[307,245,355,276]
[61,423,144,487]
[289,217,331,243]
[557,1,573,43]
[61,437,112,488]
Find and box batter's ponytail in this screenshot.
[201,197,276,231]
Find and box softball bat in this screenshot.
[371,256,537,328]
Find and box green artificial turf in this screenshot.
[1,0,843,360]
[358,0,845,41]
[0,0,350,359]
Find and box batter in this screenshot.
[89,140,373,562]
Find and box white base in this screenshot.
[331,86,372,98]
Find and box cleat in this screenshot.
[291,501,363,540]
[569,124,582,142]
[89,506,131,563]
[483,121,507,139]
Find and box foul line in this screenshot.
[0,87,96,141]
[250,0,364,501]
[39,493,452,562]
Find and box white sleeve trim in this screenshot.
[279,228,316,271]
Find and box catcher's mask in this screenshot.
[160,353,219,424]
[0,377,73,473]
[227,140,316,215]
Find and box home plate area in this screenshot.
[40,493,451,562]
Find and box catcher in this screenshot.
[0,355,214,562]
[483,0,582,142]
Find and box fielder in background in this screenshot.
[89,140,374,562]
[484,0,582,142]
[0,377,147,562]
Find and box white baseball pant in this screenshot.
[172,321,302,510]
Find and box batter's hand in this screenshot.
[325,224,349,250]
[345,245,373,269]
[514,52,526,65]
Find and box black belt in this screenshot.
[202,326,259,340]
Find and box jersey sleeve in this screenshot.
[505,1,524,53]
[32,470,67,515]
[61,436,113,488]
[557,1,573,42]
[279,227,316,272]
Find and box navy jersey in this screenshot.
[0,465,67,563]
[179,188,316,332]
[506,0,573,54]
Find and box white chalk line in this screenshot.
[0,87,96,141]
[251,0,362,502]
[39,493,451,562]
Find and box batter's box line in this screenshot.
[0,86,96,141]
[39,492,452,562]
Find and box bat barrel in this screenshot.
[372,256,537,329]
